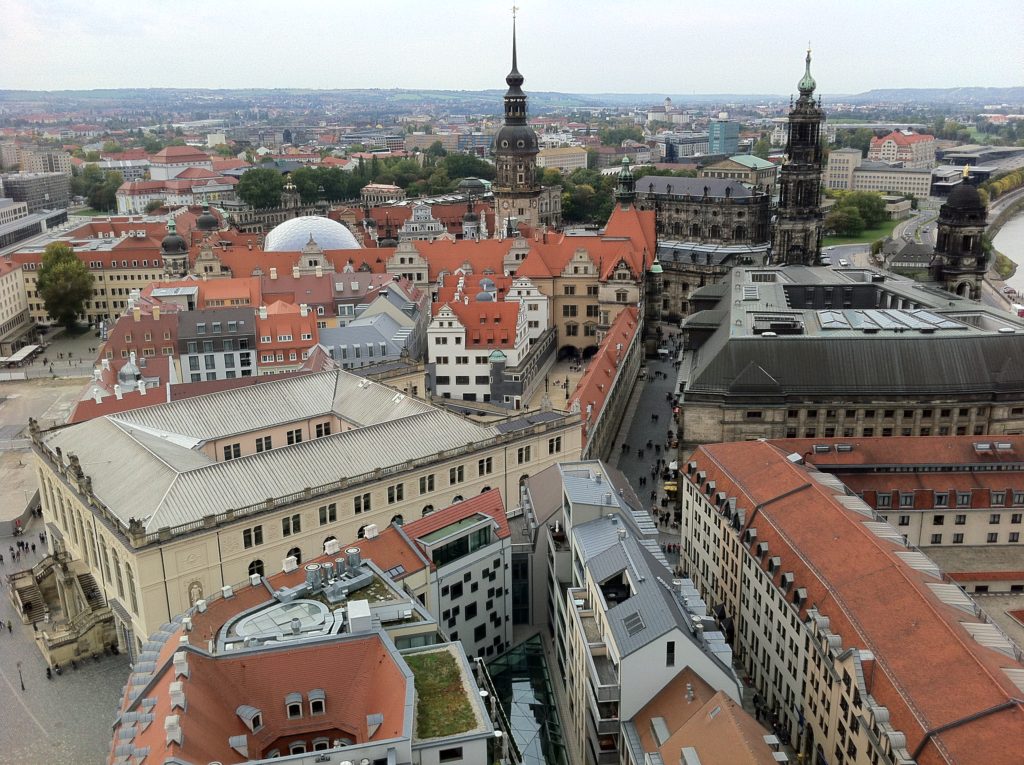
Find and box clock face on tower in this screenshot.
[502,201,509,209]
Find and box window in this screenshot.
[548,436,562,454]
[311,699,325,715]
[957,492,971,507]
[563,285,576,295]
[955,514,967,525]
[876,493,891,508]
[898,515,910,526]
[930,534,942,544]
[953,533,964,544]
[666,640,676,667]
[478,457,493,476]
[474,624,486,641]
[450,582,464,599]
[248,559,264,577]
[900,493,914,508]
[286,428,302,445]
[282,514,301,536]
[388,483,404,504]
[243,525,263,549]
[439,748,463,764]
[1011,532,1021,543]
[933,515,945,526]
[316,422,332,438]
[465,602,478,620]
[517,446,531,464]
[256,436,272,452]
[223,443,240,460]
[449,465,464,484]
[990,513,1002,524]
[354,493,371,514]
[988,532,999,543]
[287,547,302,564]
[420,474,435,493]
[287,703,302,719]
[196,323,206,335]
[934,493,949,508]
[319,503,337,525]
[561,304,577,317]
[1013,514,1023,524]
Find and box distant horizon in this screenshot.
[2,0,1022,94]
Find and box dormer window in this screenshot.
[285,692,303,719]
[236,704,263,733]
[252,713,262,730]
[309,688,326,716]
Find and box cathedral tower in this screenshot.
[493,14,542,234]
[931,169,988,300]
[771,49,825,266]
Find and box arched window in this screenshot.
[100,540,112,584]
[690,223,700,237]
[112,552,125,597]
[422,504,434,517]
[451,495,464,504]
[710,225,721,239]
[480,486,491,493]
[125,563,139,615]
[733,225,746,241]
[286,547,302,565]
[248,559,265,577]
[357,525,367,539]
[390,514,404,526]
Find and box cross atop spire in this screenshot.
[507,6,523,88]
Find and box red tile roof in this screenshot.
[439,300,521,349]
[571,306,640,446]
[403,489,509,548]
[871,131,936,147]
[690,440,1024,765]
[150,145,213,164]
[111,631,407,765]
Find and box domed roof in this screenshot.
[264,216,361,252]
[479,277,496,291]
[495,124,538,155]
[476,291,494,302]
[196,206,218,232]
[161,226,188,255]
[458,177,487,194]
[944,181,984,211]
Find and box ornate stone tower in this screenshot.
[771,49,825,266]
[493,14,541,234]
[614,156,637,208]
[931,170,988,299]
[160,217,189,278]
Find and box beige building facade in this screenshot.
[0,260,32,354]
[825,148,932,198]
[30,370,581,659]
[537,146,588,174]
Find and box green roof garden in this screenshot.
[405,646,480,739]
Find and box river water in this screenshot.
[995,212,1024,295]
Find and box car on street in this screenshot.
[839,258,850,267]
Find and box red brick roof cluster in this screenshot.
[870,131,935,147]
[689,440,1024,765]
[571,306,640,446]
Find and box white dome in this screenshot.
[264,216,361,252]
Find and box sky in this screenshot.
[2,0,1022,95]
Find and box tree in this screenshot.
[441,153,495,182]
[843,191,887,228]
[37,242,94,330]
[236,168,283,208]
[145,198,166,213]
[825,206,865,237]
[212,143,235,157]
[87,171,123,212]
[599,126,644,146]
[426,140,447,158]
[752,138,772,159]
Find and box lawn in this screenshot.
[823,218,899,247]
[404,648,478,739]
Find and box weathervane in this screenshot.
[511,5,519,19]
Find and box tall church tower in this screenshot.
[771,49,825,266]
[493,14,541,234]
[160,217,189,278]
[931,169,988,300]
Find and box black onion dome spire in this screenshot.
[506,16,524,91]
[495,10,537,156]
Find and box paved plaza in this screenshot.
[0,517,130,764]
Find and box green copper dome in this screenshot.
[798,49,816,95]
[649,257,663,275]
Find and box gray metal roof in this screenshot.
[43,370,500,531]
[636,175,760,199]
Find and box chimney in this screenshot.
[269,267,277,280]
[169,680,185,710]
[164,715,182,746]
[364,523,378,539]
[133,307,141,322]
[292,266,300,279]
[299,303,309,317]
[182,616,192,631]
[195,599,207,613]
[258,305,268,320]
[315,264,323,278]
[129,351,137,366]
[93,390,102,404]
[221,584,234,599]
[101,358,110,371]
[172,651,189,678]
[114,385,123,400]
[152,306,160,320]
[138,379,146,396]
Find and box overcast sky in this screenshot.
[2,0,1022,94]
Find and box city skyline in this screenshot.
[2,0,1022,95]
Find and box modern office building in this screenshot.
[708,119,740,155]
[0,171,71,212]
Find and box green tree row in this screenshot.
[70,165,123,212]
[824,191,887,237]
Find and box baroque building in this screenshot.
[931,173,989,299]
[771,50,825,266]
[492,19,561,232]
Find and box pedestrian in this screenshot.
[0,553,4,565]
[7,620,11,633]
[46,667,52,680]
[31,544,35,554]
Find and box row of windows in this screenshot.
[928,532,1019,544]
[878,492,1024,509]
